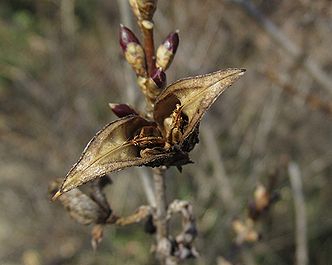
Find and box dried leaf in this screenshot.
[54,115,171,198]
[154,69,245,141]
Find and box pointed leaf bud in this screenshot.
[119,25,147,76]
[156,31,179,71]
[109,103,138,118]
[119,24,140,51]
[151,68,166,89]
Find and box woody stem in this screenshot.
[137,8,170,265]
[140,23,156,76]
[153,167,168,237]
[152,167,169,264]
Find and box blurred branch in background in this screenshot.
[266,70,332,118]
[60,0,76,41]
[201,127,236,212]
[232,0,332,94]
[288,162,308,265]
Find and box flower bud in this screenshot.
[119,25,147,76]
[137,0,157,21]
[151,68,166,89]
[109,103,138,118]
[156,31,179,70]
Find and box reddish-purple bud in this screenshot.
[156,30,179,70]
[151,68,166,89]
[109,103,138,118]
[119,24,140,52]
[119,24,147,76]
[163,31,179,54]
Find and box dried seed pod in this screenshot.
[53,69,245,197]
[156,31,179,71]
[154,69,245,146]
[52,116,151,196]
[52,116,184,198]
[119,25,147,76]
[49,179,110,225]
[109,103,138,118]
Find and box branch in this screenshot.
[288,162,308,265]
[233,0,332,94]
[140,23,156,76]
[138,168,156,207]
[152,167,170,265]
[201,126,236,212]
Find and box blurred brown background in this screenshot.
[0,0,331,264]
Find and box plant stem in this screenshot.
[288,162,308,265]
[153,167,168,239]
[137,13,170,264]
[141,24,156,76]
[152,166,169,265]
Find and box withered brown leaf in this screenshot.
[53,115,173,199]
[154,69,245,140]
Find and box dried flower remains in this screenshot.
[53,68,245,200]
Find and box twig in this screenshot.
[249,85,282,180]
[133,4,171,263]
[201,126,236,212]
[117,0,156,208]
[201,126,258,265]
[267,70,332,118]
[233,0,332,94]
[288,162,308,265]
[138,168,156,207]
[60,0,76,40]
[113,205,152,226]
[140,24,156,76]
[152,167,169,258]
[152,168,168,239]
